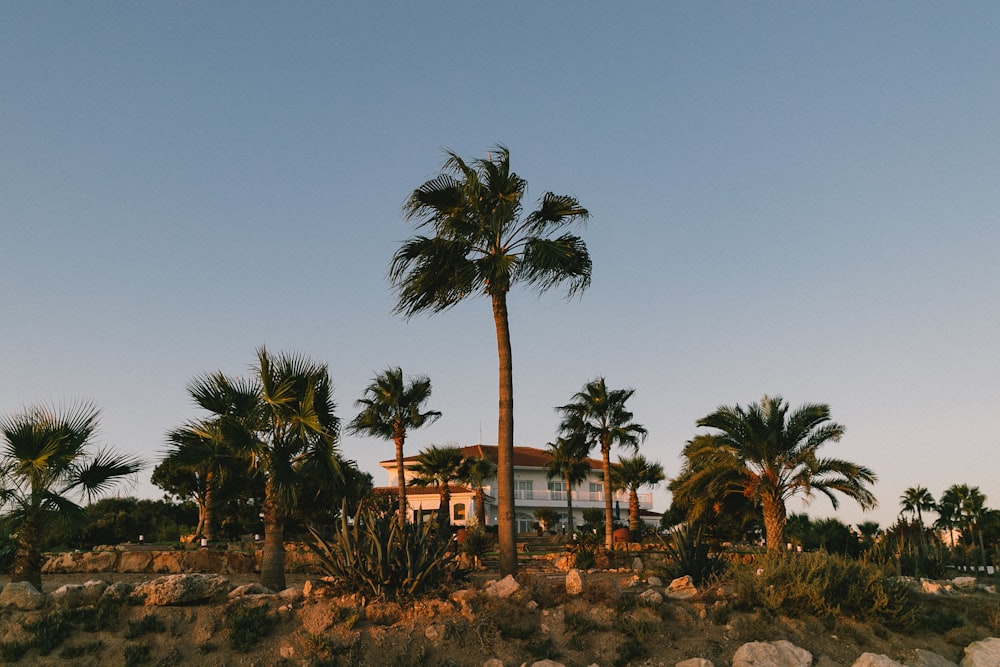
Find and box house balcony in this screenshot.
[510,489,653,509]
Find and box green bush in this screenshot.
[225,603,273,652]
[728,552,918,631]
[304,501,456,600]
[123,643,151,666]
[659,525,725,585]
[124,614,165,639]
[24,609,72,655]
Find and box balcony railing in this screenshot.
[513,489,653,506]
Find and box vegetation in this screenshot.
[612,454,665,541]
[225,603,273,652]
[459,453,496,527]
[0,403,143,590]
[391,146,591,575]
[544,432,592,535]
[674,395,877,554]
[348,367,441,528]
[408,445,465,533]
[557,377,648,550]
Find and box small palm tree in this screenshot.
[0,403,143,591]
[459,455,497,527]
[612,454,665,542]
[409,445,466,532]
[391,146,591,575]
[544,433,592,535]
[556,378,648,550]
[348,368,441,528]
[900,486,936,526]
[688,395,877,554]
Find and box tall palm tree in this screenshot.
[348,367,441,528]
[391,146,591,575]
[250,347,343,591]
[900,486,936,526]
[544,433,592,535]
[612,454,665,542]
[459,454,497,527]
[408,445,465,532]
[688,395,877,554]
[940,483,988,565]
[556,378,648,550]
[0,403,143,591]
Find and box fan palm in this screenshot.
[250,347,343,591]
[391,146,591,575]
[408,445,466,532]
[348,367,441,528]
[556,378,648,550]
[900,486,936,526]
[459,454,497,527]
[612,454,665,541]
[0,403,143,590]
[689,395,877,554]
[544,433,592,535]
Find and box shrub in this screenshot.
[59,640,104,659]
[225,603,273,652]
[124,614,165,639]
[123,643,151,666]
[305,501,456,600]
[0,640,29,662]
[459,526,493,564]
[659,525,725,585]
[24,609,72,655]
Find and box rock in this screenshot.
[639,588,663,605]
[0,581,45,610]
[79,551,118,573]
[50,583,86,607]
[732,640,812,667]
[851,654,905,667]
[485,574,520,599]
[906,649,958,667]
[229,583,274,597]
[529,661,566,667]
[118,551,153,572]
[980,585,997,594]
[647,575,663,587]
[482,660,504,667]
[677,659,714,667]
[80,579,109,605]
[424,623,444,642]
[150,552,184,574]
[134,573,234,606]
[632,557,644,571]
[817,657,845,667]
[566,569,584,596]
[960,638,1000,667]
[666,575,698,600]
[952,577,977,591]
[921,580,945,595]
[101,581,135,603]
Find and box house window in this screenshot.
[589,482,602,500]
[515,480,533,500]
[516,512,533,534]
[547,480,565,500]
[453,503,466,522]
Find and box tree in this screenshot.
[391,146,591,575]
[900,486,936,526]
[0,403,142,590]
[611,454,665,541]
[250,348,343,591]
[459,454,497,527]
[408,445,465,533]
[856,520,881,549]
[348,367,441,528]
[544,433,592,535]
[939,484,988,565]
[556,378,648,550]
[686,395,877,554]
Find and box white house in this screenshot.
[377,444,659,534]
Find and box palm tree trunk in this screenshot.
[260,487,286,591]
[762,494,787,555]
[395,434,407,529]
[564,472,575,535]
[602,441,613,551]
[475,486,487,526]
[10,515,42,592]
[629,488,640,542]
[492,291,517,576]
[438,485,451,532]
[203,470,216,542]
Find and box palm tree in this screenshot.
[348,367,441,528]
[688,395,877,554]
[900,486,936,526]
[556,378,648,550]
[459,454,497,527]
[612,454,665,542]
[408,445,465,532]
[0,403,142,590]
[391,146,591,575]
[544,433,592,535]
[250,347,343,591]
[940,483,988,566]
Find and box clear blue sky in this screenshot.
[3,3,998,530]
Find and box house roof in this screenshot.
[379,444,604,471]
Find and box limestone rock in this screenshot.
[566,569,584,596]
[485,574,520,599]
[666,575,698,600]
[483,660,504,667]
[677,658,714,667]
[960,638,1000,667]
[118,551,153,572]
[817,657,845,667]
[951,577,977,591]
[906,649,958,667]
[529,661,566,667]
[647,575,663,587]
[0,581,45,610]
[101,581,135,603]
[134,573,233,606]
[229,583,274,597]
[639,588,663,605]
[632,557,644,571]
[50,583,86,607]
[852,654,905,667]
[732,640,812,667]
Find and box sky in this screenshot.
[3,2,998,532]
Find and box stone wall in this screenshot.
[41,544,323,575]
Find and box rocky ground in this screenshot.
[1,565,998,666]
